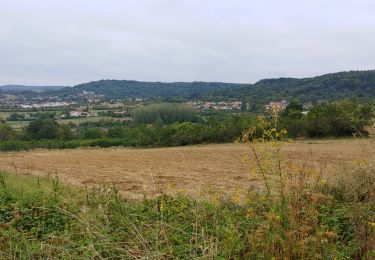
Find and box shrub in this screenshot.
[82,128,107,139]
[0,124,15,141]
[26,118,60,140]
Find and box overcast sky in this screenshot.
[1,0,375,86]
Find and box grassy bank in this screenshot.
[1,164,374,259]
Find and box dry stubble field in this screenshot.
[0,139,373,199]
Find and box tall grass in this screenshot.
[1,163,374,258]
[239,106,375,259]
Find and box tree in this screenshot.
[280,101,305,138]
[59,123,75,140]
[7,113,25,121]
[26,119,59,140]
[282,101,303,120]
[83,128,106,139]
[108,126,127,138]
[0,124,15,141]
[305,101,373,137]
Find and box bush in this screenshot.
[0,124,15,141]
[305,101,373,137]
[82,128,106,139]
[26,119,60,140]
[107,126,127,138]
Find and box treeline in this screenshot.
[279,100,373,138]
[0,100,373,152]
[132,103,198,124]
[0,114,255,151]
[6,112,55,121]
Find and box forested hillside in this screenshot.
[5,70,375,106]
[53,70,375,104]
[58,80,247,100]
[224,70,375,103]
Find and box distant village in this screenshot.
[0,88,314,119]
[17,101,76,109]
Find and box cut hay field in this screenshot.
[0,139,373,199]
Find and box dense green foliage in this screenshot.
[132,103,198,124]
[0,114,255,151]
[7,113,26,121]
[279,100,373,138]
[0,125,15,141]
[57,80,245,100]
[26,118,60,140]
[215,70,375,106]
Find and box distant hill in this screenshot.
[0,85,65,92]
[220,70,375,104]
[6,70,375,108]
[56,80,247,100]
[56,70,375,105]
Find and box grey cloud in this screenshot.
[1,0,375,85]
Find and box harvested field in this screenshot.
[0,139,373,199]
